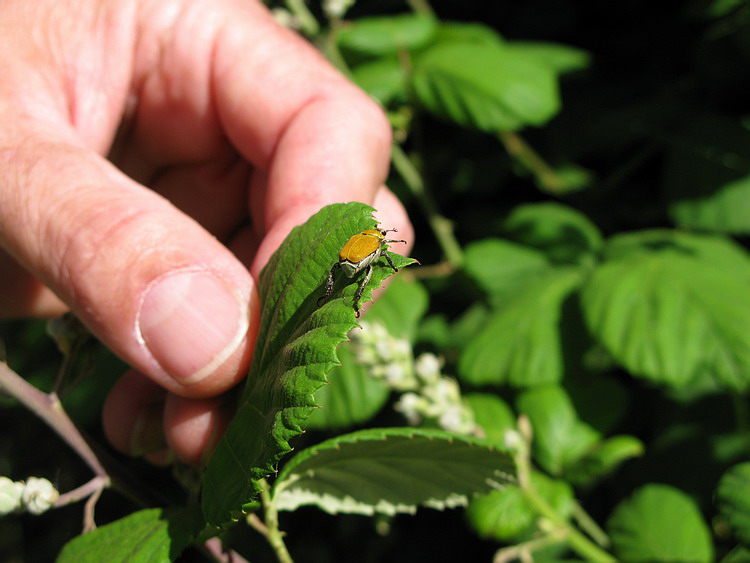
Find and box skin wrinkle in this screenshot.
[0,0,411,461]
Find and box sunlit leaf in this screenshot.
[338,14,438,56]
[412,40,560,132]
[466,472,572,542]
[608,484,714,563]
[581,230,750,390]
[271,427,515,516]
[459,268,581,387]
[516,384,599,475]
[57,507,203,563]
[201,203,417,526]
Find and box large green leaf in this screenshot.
[57,507,203,563]
[516,384,599,476]
[717,462,750,546]
[506,41,591,74]
[463,238,550,299]
[466,471,573,542]
[501,202,603,265]
[307,277,428,430]
[580,230,750,390]
[351,57,407,106]
[201,203,417,526]
[337,14,438,56]
[458,268,581,387]
[304,343,390,430]
[271,427,515,516]
[465,393,516,448]
[607,484,714,563]
[412,40,560,132]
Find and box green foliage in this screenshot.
[337,14,438,56]
[717,462,750,547]
[411,39,560,132]
[271,427,514,515]
[306,276,428,430]
[664,114,750,233]
[459,267,581,386]
[202,203,417,526]
[607,484,714,562]
[6,2,750,562]
[466,471,573,542]
[56,507,204,563]
[516,384,642,485]
[580,230,750,390]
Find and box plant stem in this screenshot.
[498,131,563,194]
[571,500,611,548]
[0,361,107,478]
[248,479,294,563]
[406,0,434,16]
[391,143,464,267]
[512,417,616,563]
[284,0,320,36]
[521,478,616,562]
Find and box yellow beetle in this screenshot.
[319,227,406,317]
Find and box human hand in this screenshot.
[0,0,412,465]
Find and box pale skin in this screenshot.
[0,0,413,466]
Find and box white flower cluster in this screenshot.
[0,476,59,515]
[350,322,479,436]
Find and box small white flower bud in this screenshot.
[21,477,59,515]
[414,353,441,384]
[395,393,425,424]
[503,429,524,452]
[0,477,24,515]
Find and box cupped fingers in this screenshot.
[0,137,258,398]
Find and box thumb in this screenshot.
[0,139,258,397]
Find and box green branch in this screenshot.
[391,143,464,267]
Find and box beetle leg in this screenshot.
[353,265,373,317]
[318,263,340,306]
[383,251,399,273]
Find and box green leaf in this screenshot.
[458,268,581,387]
[57,506,203,563]
[463,238,550,299]
[580,231,750,390]
[337,14,438,56]
[305,343,390,430]
[466,472,573,542]
[608,484,714,563]
[432,21,505,47]
[717,462,750,546]
[516,384,599,475]
[506,41,591,74]
[365,275,429,341]
[271,427,515,516]
[502,202,603,265]
[664,114,750,234]
[201,203,417,526]
[465,393,516,448]
[602,229,750,281]
[565,435,644,487]
[352,57,407,106]
[306,277,427,431]
[412,40,560,132]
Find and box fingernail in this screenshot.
[137,270,248,385]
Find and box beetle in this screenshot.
[318,227,406,317]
